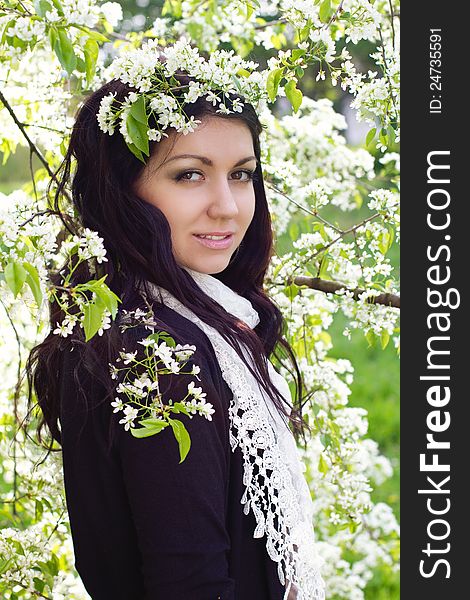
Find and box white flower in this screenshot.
[119,405,139,430]
[100,2,123,28]
[187,381,206,401]
[111,397,124,413]
[147,128,168,142]
[183,81,202,104]
[177,115,202,135]
[196,399,215,421]
[151,17,170,38]
[120,350,137,365]
[231,98,244,113]
[205,90,220,106]
[97,312,112,336]
[216,103,232,115]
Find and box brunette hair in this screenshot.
[25,68,312,456]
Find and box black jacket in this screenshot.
[59,303,285,600]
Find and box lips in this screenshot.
[193,233,234,249]
[194,232,234,239]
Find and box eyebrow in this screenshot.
[161,154,258,167]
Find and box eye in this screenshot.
[175,171,203,182]
[231,169,258,182]
[174,169,259,183]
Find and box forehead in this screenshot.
[155,117,254,164]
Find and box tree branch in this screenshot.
[290,275,400,309]
[0,89,73,207]
[0,89,56,180]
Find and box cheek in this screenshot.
[161,203,199,237]
[243,190,256,225]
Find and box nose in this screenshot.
[207,176,239,220]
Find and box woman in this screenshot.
[26,42,325,600]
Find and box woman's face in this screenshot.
[134,116,257,274]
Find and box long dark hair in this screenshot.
[25,67,311,457]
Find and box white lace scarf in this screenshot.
[146,268,326,600]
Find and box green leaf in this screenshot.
[381,330,390,350]
[91,283,120,319]
[296,18,312,43]
[387,224,395,248]
[82,300,106,341]
[4,261,27,297]
[126,114,149,156]
[379,127,388,146]
[186,22,203,41]
[75,26,109,42]
[129,95,148,125]
[266,67,284,102]
[288,220,300,242]
[127,142,145,163]
[318,453,329,474]
[319,223,329,242]
[366,127,376,147]
[35,499,43,522]
[1,19,16,45]
[171,402,190,416]
[365,330,377,348]
[34,0,53,17]
[0,557,14,576]
[50,0,64,15]
[75,56,86,72]
[348,520,359,534]
[291,48,306,61]
[318,253,330,279]
[55,28,77,74]
[131,424,165,438]
[139,418,169,431]
[84,38,99,86]
[48,552,59,577]
[48,26,57,51]
[162,0,182,18]
[378,230,391,254]
[284,80,303,113]
[319,0,332,23]
[168,417,191,463]
[236,68,251,78]
[33,577,46,594]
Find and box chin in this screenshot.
[184,257,230,275]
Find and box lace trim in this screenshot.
[154,288,326,600]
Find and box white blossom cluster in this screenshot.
[266,265,399,594]
[0,357,87,598]
[160,0,399,149]
[0,189,62,322]
[0,46,73,154]
[110,337,214,433]
[97,37,268,145]
[61,227,109,264]
[259,96,376,232]
[0,2,122,156]
[0,0,122,36]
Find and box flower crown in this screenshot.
[97,38,268,162]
